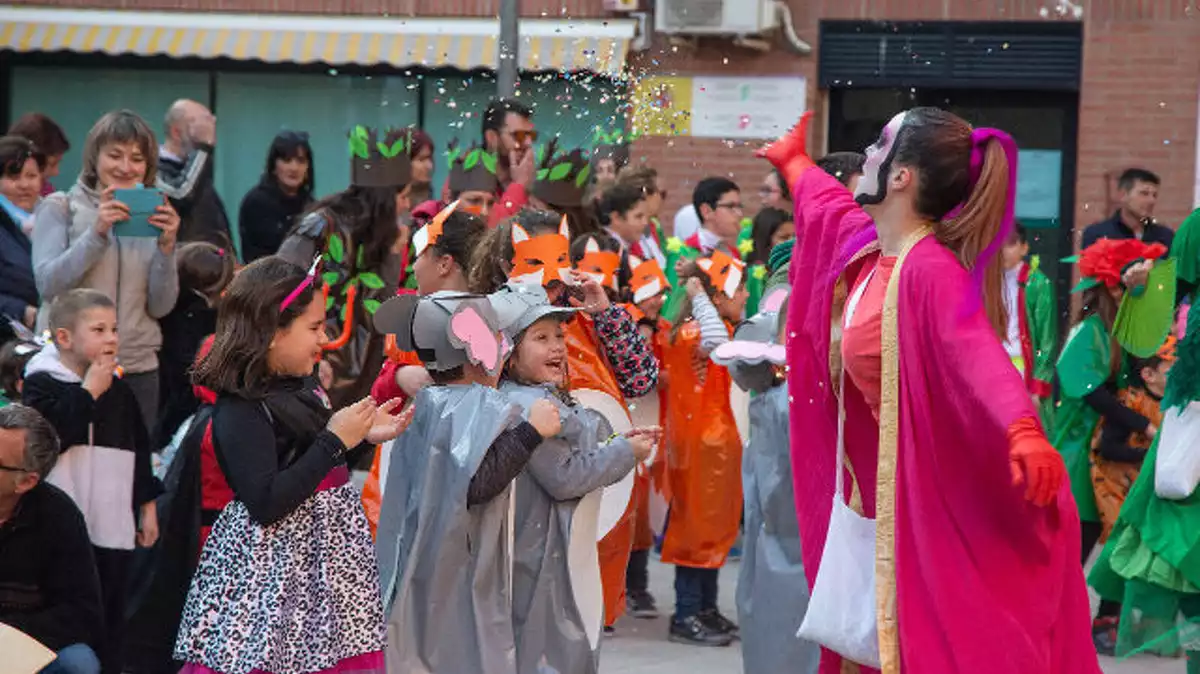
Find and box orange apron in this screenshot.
[621,306,670,553]
[660,321,742,569]
[362,345,422,539]
[565,314,636,627]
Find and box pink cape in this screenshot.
[785,168,1100,673]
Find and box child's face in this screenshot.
[56,307,118,365]
[609,200,649,244]
[637,292,666,321]
[510,318,568,386]
[770,221,796,249]
[712,284,748,323]
[268,293,329,378]
[1143,361,1172,398]
[1001,233,1029,271]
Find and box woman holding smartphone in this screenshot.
[30,109,181,430]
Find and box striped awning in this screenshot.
[0,6,637,77]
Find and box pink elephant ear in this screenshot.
[447,303,504,376]
[710,340,786,367]
[760,287,789,313]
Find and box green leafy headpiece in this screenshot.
[349,125,412,189]
[533,139,591,207]
[446,143,500,196]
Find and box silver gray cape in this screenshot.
[736,384,820,674]
[376,384,523,674]
[501,382,638,674]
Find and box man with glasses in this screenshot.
[662,177,744,318]
[0,404,104,674]
[482,98,537,226]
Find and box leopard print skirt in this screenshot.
[174,484,386,674]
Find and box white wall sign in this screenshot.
[689,76,807,140]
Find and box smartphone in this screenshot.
[113,188,165,238]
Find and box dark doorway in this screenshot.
[827,86,1079,334]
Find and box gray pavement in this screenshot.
[599,556,1182,674]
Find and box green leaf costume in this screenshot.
[1052,313,1123,523]
[1088,300,1200,666]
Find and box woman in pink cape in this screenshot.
[764,109,1100,673]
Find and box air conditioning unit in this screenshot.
[654,0,779,35]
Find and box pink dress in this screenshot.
[784,166,1100,674]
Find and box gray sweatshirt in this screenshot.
[30,181,179,374]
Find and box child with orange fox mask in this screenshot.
[661,250,748,647]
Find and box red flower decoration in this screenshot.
[1078,239,1167,288]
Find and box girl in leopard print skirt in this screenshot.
[173,257,408,674]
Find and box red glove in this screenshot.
[1006,416,1065,507]
[756,111,815,189]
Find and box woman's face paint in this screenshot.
[854,111,908,206]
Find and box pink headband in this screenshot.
[281,256,321,311]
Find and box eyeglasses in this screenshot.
[716,201,744,212]
[0,463,29,474]
[509,129,539,144]
[759,186,782,197]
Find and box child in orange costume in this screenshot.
[571,231,643,631]
[622,255,673,619]
[661,250,748,647]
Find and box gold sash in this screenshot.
[875,227,932,673]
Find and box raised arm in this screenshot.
[593,305,659,398]
[31,194,109,300]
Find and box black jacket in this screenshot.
[0,206,37,340]
[155,287,217,448]
[1081,210,1175,251]
[157,145,233,251]
[0,482,105,652]
[237,179,311,262]
[23,349,162,512]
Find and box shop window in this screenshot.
[10,66,208,193]
[213,71,420,250]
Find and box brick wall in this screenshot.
[18,0,1200,232]
[627,0,1200,237]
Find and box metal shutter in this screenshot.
[819,21,1082,91]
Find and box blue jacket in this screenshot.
[0,207,37,335]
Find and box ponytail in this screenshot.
[936,132,1017,338]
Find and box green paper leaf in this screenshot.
[575,163,591,187]
[549,162,572,181]
[321,271,339,288]
[481,152,497,174]
[377,141,393,158]
[325,295,335,311]
[349,136,369,160]
[353,125,368,140]
[342,283,351,296]
[464,148,481,170]
[447,146,462,163]
[363,299,382,315]
[390,138,406,158]
[537,168,549,181]
[356,246,364,269]
[536,145,546,165]
[339,303,348,321]
[357,272,385,290]
[328,234,345,263]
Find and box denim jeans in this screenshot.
[674,566,720,619]
[41,644,100,674]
